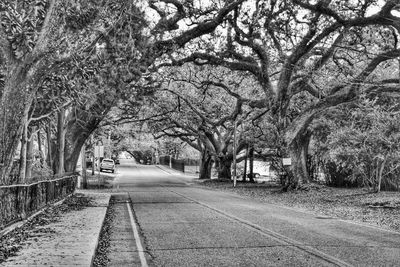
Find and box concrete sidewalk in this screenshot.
[1,190,110,267]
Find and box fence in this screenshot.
[0,174,77,231]
[159,156,185,172]
[183,158,200,166]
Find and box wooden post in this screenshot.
[107,129,111,158]
[243,144,248,181]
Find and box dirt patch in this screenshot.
[197,179,400,232]
[0,194,94,264]
[92,201,116,267]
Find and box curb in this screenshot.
[90,194,111,267]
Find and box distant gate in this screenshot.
[159,156,185,172]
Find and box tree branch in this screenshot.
[150,0,186,34]
[0,22,13,64]
[150,0,245,54]
[32,0,57,56]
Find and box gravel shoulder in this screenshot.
[196,179,400,233]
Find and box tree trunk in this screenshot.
[376,157,386,193]
[0,73,34,184]
[37,129,44,166]
[19,123,28,183]
[81,144,87,189]
[25,126,36,180]
[282,85,359,190]
[0,54,52,184]
[64,109,105,173]
[64,133,89,172]
[288,131,312,188]
[199,150,212,179]
[57,108,65,175]
[62,89,121,173]
[216,156,232,179]
[249,144,255,183]
[232,121,237,186]
[46,124,53,169]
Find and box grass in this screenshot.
[197,179,400,233]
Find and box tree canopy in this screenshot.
[1,0,400,191]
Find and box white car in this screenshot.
[100,159,115,173]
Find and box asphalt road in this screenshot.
[113,159,400,267]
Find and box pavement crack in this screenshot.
[150,244,300,251]
[132,201,194,204]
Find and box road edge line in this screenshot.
[126,202,149,267]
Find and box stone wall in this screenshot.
[0,175,77,230]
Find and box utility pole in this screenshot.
[233,120,237,187]
[107,128,111,158]
[243,144,248,181]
